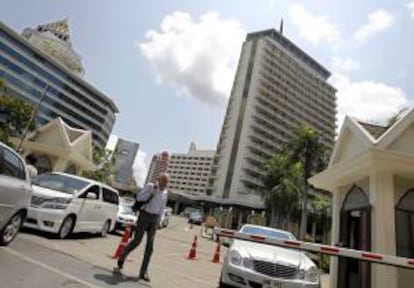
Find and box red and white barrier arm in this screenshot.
[214,228,414,270]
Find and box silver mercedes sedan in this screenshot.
[220,225,320,288]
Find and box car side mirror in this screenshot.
[86,192,97,200]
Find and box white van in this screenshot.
[0,142,32,246]
[24,172,119,239]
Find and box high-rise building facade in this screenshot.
[167,142,215,195]
[112,138,139,190]
[0,20,118,148]
[145,151,170,184]
[208,29,336,207]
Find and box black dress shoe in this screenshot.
[139,274,151,282]
[116,260,124,271]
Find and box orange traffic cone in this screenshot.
[112,225,131,259]
[212,241,221,263]
[187,235,197,260]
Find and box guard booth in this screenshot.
[309,113,414,288]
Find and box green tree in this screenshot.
[82,148,115,185]
[263,154,303,229]
[288,125,328,240]
[0,80,36,145]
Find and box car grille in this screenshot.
[30,195,50,207]
[253,260,297,279]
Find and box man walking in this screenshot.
[115,173,169,282]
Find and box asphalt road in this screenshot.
[0,216,330,288]
[0,236,148,288]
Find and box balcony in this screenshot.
[242,162,265,176]
[241,173,264,187]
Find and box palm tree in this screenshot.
[288,125,328,240]
[263,154,302,230]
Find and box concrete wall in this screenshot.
[389,123,414,155]
[334,128,367,165]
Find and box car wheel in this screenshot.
[100,220,110,237]
[58,216,75,239]
[0,212,24,246]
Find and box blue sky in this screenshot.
[2,1,414,184]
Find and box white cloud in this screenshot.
[139,11,246,106]
[354,9,394,42]
[331,73,408,129]
[132,150,148,187]
[408,1,414,19]
[330,57,360,73]
[289,3,339,45]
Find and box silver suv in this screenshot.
[0,141,32,245]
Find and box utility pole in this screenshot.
[16,84,49,152]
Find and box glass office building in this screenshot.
[0,21,118,148]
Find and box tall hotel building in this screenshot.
[112,138,139,191]
[208,28,336,207]
[167,142,215,195]
[0,20,118,148]
[145,151,170,184]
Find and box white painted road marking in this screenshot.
[3,247,102,288]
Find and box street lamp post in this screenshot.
[16,84,49,152]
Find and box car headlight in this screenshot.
[305,267,320,283]
[229,250,242,266]
[297,269,306,280]
[243,257,253,269]
[42,198,72,209]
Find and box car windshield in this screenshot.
[120,205,134,215]
[241,226,294,240]
[190,212,202,218]
[32,173,89,195]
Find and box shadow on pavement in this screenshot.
[94,271,152,287]
[21,227,102,240]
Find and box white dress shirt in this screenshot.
[137,183,168,219]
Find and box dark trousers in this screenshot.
[118,210,158,276]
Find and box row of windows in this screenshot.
[1,70,109,145]
[263,41,335,102]
[259,32,331,80]
[0,42,116,132]
[0,53,107,125]
[171,155,212,161]
[260,50,336,117]
[0,58,111,137]
[261,47,336,110]
[0,36,112,118]
[170,181,206,186]
[168,170,210,176]
[170,175,209,181]
[170,177,208,182]
[168,166,211,171]
[5,84,107,148]
[0,29,112,110]
[169,186,205,193]
[259,63,336,130]
[169,160,212,166]
[257,81,335,141]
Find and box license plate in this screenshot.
[263,280,285,288]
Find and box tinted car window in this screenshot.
[0,146,26,180]
[103,188,119,205]
[32,173,89,194]
[80,185,100,199]
[241,226,294,240]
